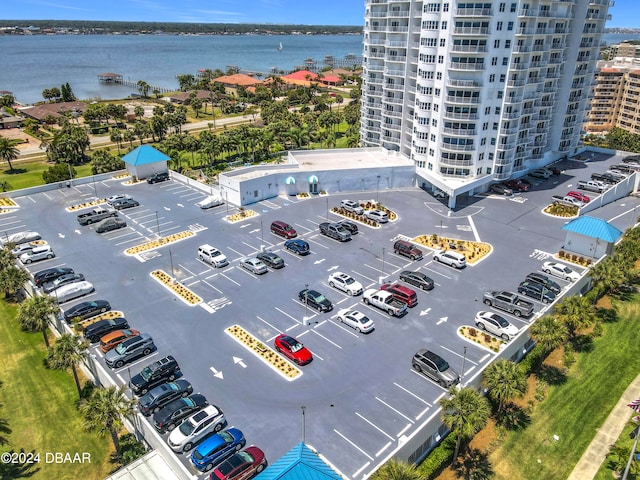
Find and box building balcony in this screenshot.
[448,62,485,71]
[441,142,475,151]
[501,127,519,135]
[507,79,527,87]
[386,55,407,62]
[382,135,402,143]
[363,113,382,122]
[384,96,404,104]
[388,26,410,33]
[366,101,382,109]
[384,68,406,77]
[509,62,529,70]
[442,127,478,136]
[383,83,405,92]
[453,27,490,35]
[513,45,532,53]
[363,125,381,133]
[455,7,493,16]
[497,142,517,151]
[443,111,480,120]
[447,79,482,88]
[387,10,411,17]
[445,95,481,104]
[450,44,488,53]
[516,28,535,35]
[384,110,403,118]
[502,111,520,119]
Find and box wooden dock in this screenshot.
[98,72,173,94]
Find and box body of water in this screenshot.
[1,34,364,104]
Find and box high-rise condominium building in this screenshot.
[361,0,612,207]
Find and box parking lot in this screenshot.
[3,151,639,479]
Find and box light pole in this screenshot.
[169,248,176,283]
[326,196,329,222]
[381,247,386,279]
[155,211,160,237]
[622,424,640,480]
[301,406,306,443]
[460,346,468,384]
[92,176,98,199]
[260,218,264,247]
[303,283,309,323]
[376,175,380,203]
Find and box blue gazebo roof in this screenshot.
[121,145,170,166]
[562,216,623,243]
[256,443,342,480]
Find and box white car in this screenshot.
[167,405,226,453]
[11,240,47,257]
[340,199,364,215]
[107,194,130,205]
[2,230,41,245]
[49,281,95,303]
[365,209,389,223]
[19,245,54,264]
[196,195,224,209]
[336,309,374,333]
[240,257,268,275]
[328,272,363,296]
[474,311,519,341]
[542,261,581,282]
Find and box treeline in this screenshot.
[0,20,363,35]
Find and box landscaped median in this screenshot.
[151,269,202,306]
[66,198,108,212]
[225,325,302,381]
[413,234,492,265]
[0,197,18,209]
[125,230,195,255]
[458,326,503,353]
[225,208,258,223]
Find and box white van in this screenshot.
[198,244,228,267]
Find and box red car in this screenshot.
[209,446,267,480]
[566,191,590,203]
[503,179,530,192]
[274,334,312,365]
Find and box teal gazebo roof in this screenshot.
[121,145,170,166]
[256,443,342,480]
[562,216,623,243]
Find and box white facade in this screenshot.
[361,0,611,206]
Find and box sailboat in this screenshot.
[277,42,283,51]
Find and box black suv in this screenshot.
[33,267,74,287]
[147,171,170,184]
[525,272,561,294]
[517,281,556,304]
[130,355,181,396]
[83,317,129,343]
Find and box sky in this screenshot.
[0,0,637,28]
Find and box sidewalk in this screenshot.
[567,373,640,480]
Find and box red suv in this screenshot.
[503,179,530,192]
[380,283,418,307]
[270,221,297,239]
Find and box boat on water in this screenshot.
[277,42,283,51]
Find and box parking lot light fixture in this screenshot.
[301,406,306,443]
[303,284,309,323]
[169,248,176,284]
[460,346,468,384]
[155,211,160,237]
[381,247,386,279]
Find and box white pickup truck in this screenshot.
[362,289,408,317]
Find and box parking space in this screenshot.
[5,155,635,478]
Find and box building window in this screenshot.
[491,137,496,145]
[428,162,433,170]
[421,38,438,47]
[499,3,505,12]
[440,38,446,47]
[432,119,438,127]
[497,21,503,31]
[492,57,498,66]
[489,74,495,82]
[495,107,501,114]
[485,107,491,114]
[436,72,442,80]
[507,21,514,31]
[503,57,509,65]
[443,3,449,12]
[510,3,517,12]
[494,39,500,48]
[422,21,439,30]
[438,55,444,64]
[500,74,506,82]
[481,138,486,146]
[435,88,441,97]
[505,40,511,48]
[489,153,494,160]
[441,21,447,30]
[424,3,441,12]
[431,134,436,141]
[482,122,488,130]
[429,148,435,156]
[493,123,499,130]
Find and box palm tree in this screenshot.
[589,256,628,299]
[554,295,598,338]
[482,359,527,415]
[528,315,568,370]
[47,333,89,398]
[0,266,30,300]
[0,136,19,172]
[440,387,490,459]
[17,295,59,348]
[370,458,421,480]
[80,385,136,462]
[0,381,11,446]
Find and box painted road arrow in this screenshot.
[436,317,448,325]
[249,228,260,233]
[314,258,326,265]
[420,308,431,316]
[209,366,224,379]
[177,203,184,207]
[59,233,66,238]
[327,265,339,271]
[233,356,247,368]
[163,206,171,211]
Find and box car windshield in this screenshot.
[496,317,509,327]
[344,277,355,285]
[290,342,304,353]
[357,315,370,324]
[178,418,196,436]
[562,267,572,274]
[140,366,153,381]
[434,357,450,372]
[314,294,327,303]
[114,343,127,354]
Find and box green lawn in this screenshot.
[0,163,94,192]
[0,300,113,480]
[490,296,640,479]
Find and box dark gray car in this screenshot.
[412,349,460,388]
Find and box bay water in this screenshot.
[0,34,364,104]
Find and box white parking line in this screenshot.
[353,462,372,479]
[333,429,374,461]
[355,412,394,441]
[393,382,432,406]
[396,423,412,437]
[227,247,246,257]
[468,214,481,242]
[178,264,197,277]
[416,406,431,421]
[375,397,414,423]
[310,329,342,349]
[352,269,378,284]
[376,442,392,458]
[275,306,304,325]
[112,351,159,373]
[220,272,241,287]
[202,280,223,295]
[441,346,478,366]
[256,315,281,333]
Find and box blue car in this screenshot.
[190,427,246,472]
[284,239,310,256]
